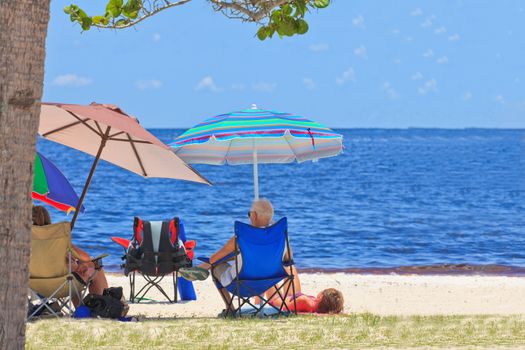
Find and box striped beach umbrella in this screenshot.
[171,105,343,199]
[33,152,84,214]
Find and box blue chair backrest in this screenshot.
[234,217,288,280]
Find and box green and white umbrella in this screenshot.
[171,105,343,199]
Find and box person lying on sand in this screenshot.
[32,206,109,297]
[196,198,300,313]
[268,287,344,314]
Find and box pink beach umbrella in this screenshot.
[39,102,210,228]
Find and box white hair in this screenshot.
[251,198,274,224]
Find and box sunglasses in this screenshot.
[247,211,254,218]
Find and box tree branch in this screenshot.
[91,0,193,29]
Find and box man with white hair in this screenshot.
[199,198,300,313]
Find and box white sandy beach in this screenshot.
[106,273,525,318]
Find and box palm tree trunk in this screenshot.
[0,0,50,348]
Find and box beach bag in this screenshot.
[83,287,125,319]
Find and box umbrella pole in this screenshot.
[70,127,111,229]
[253,147,259,200]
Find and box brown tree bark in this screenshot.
[0,0,50,348]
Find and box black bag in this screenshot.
[83,287,124,319]
[103,286,124,301]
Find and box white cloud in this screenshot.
[463,91,472,101]
[336,68,356,85]
[52,74,92,87]
[420,14,436,28]
[405,36,414,42]
[391,28,400,35]
[422,49,434,58]
[382,81,399,100]
[393,58,402,64]
[252,82,277,92]
[410,8,423,16]
[421,19,432,27]
[354,45,367,59]
[195,76,221,92]
[152,33,161,42]
[411,72,423,80]
[352,15,365,28]
[434,26,447,34]
[135,79,162,90]
[418,79,438,95]
[436,56,449,64]
[494,94,505,104]
[231,83,246,91]
[308,43,330,52]
[448,33,460,41]
[302,78,316,90]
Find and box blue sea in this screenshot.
[37,129,525,272]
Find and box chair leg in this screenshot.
[27,279,70,320]
[133,274,176,303]
[290,274,297,315]
[225,294,236,317]
[129,272,135,303]
[173,272,178,303]
[68,251,72,317]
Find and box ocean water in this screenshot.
[36,129,525,271]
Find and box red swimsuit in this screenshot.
[271,292,318,313]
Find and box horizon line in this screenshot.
[146,126,525,130]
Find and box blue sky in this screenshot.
[43,0,525,128]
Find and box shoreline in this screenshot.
[299,264,525,276]
[104,272,525,317]
[104,263,525,277]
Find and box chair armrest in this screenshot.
[74,252,108,264]
[283,259,295,267]
[184,240,196,249]
[197,251,237,266]
[72,252,108,270]
[184,241,196,260]
[91,253,109,262]
[111,237,130,249]
[89,254,108,270]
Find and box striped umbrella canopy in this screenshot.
[171,105,343,199]
[33,152,85,214]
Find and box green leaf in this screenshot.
[64,4,82,22]
[81,17,92,30]
[122,9,139,19]
[282,4,293,16]
[257,26,268,41]
[267,26,276,38]
[314,0,330,9]
[296,19,309,34]
[115,18,129,27]
[294,2,307,17]
[279,17,296,36]
[270,10,282,23]
[102,14,111,25]
[92,15,104,24]
[122,0,141,19]
[106,0,123,18]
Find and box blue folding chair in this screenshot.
[198,217,297,317]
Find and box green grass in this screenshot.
[26,314,525,349]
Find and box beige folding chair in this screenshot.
[28,222,105,319]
